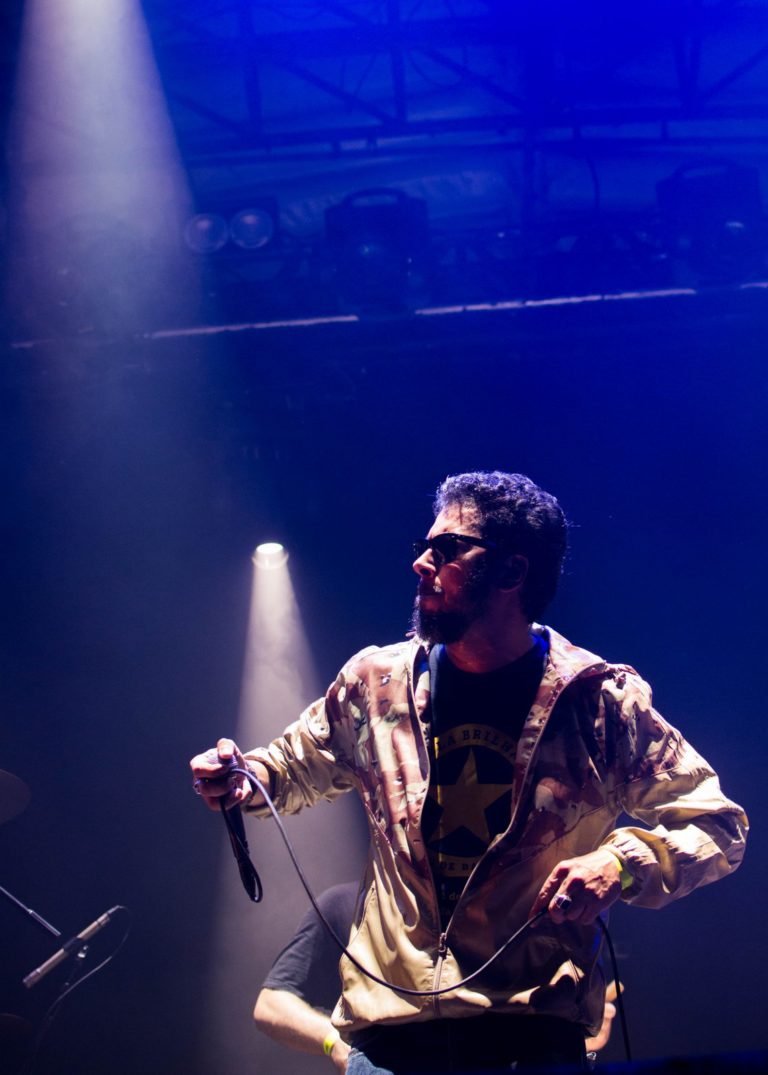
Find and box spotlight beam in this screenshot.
[200,546,366,1072]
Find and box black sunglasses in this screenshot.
[412,532,498,568]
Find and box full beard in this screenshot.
[410,561,493,645]
[410,605,472,645]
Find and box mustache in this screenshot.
[417,578,442,595]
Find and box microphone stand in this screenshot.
[0,882,92,1075]
[0,884,62,944]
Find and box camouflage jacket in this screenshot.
[245,625,747,1034]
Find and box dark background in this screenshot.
[1,0,767,1070]
[1,291,765,1073]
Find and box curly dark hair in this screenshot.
[433,471,568,622]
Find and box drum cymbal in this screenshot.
[0,770,30,824]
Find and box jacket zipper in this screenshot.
[407,648,450,1015]
[432,931,448,1017]
[444,658,611,923]
[407,641,608,1010]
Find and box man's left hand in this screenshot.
[530,847,622,924]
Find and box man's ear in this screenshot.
[496,555,528,590]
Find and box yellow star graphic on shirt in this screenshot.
[428,749,511,844]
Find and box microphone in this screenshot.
[221,798,261,902]
[23,907,119,989]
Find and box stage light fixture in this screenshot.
[656,162,764,283]
[183,199,279,257]
[253,542,288,569]
[183,213,229,254]
[230,208,276,251]
[325,188,430,313]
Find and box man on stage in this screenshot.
[191,470,747,1073]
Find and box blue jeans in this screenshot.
[347,1049,392,1075]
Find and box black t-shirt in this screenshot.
[261,882,358,1013]
[423,637,547,926]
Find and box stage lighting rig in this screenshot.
[657,162,765,285]
[183,199,280,257]
[325,188,430,314]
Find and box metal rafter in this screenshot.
[239,0,264,134]
[140,0,768,163]
[702,41,768,101]
[266,57,396,122]
[2,1,761,165]
[387,0,408,122]
[321,0,526,110]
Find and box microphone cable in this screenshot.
[221,764,630,1052]
[595,916,631,1062]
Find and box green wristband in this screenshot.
[606,849,634,891]
[323,1028,340,1057]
